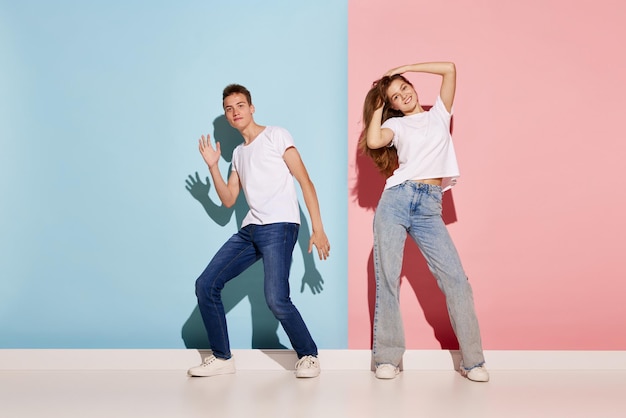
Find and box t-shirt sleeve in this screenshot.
[429,96,454,131]
[432,96,453,130]
[231,147,239,172]
[269,126,296,156]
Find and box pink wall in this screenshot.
[348,0,626,349]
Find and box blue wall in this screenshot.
[0,0,348,348]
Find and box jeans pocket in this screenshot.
[424,190,443,215]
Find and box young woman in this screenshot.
[359,62,488,382]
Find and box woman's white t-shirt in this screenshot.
[231,126,300,227]
[382,96,459,191]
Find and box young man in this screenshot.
[188,84,330,378]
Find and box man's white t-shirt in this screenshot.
[232,126,300,227]
[382,96,460,191]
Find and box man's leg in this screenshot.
[195,227,259,359]
[256,223,318,357]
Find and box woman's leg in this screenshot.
[408,184,485,369]
[372,186,410,367]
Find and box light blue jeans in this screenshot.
[372,181,485,370]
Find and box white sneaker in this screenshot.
[295,355,320,378]
[188,355,235,377]
[461,364,489,382]
[375,364,400,379]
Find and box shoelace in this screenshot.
[296,356,315,369]
[202,356,217,366]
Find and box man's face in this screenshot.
[223,93,254,130]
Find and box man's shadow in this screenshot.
[182,116,324,349]
[353,107,460,350]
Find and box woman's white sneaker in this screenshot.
[462,365,490,382]
[188,355,235,377]
[375,364,400,379]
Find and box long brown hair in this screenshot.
[358,74,410,177]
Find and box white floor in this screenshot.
[1,350,626,418]
[2,369,626,418]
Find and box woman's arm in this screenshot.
[365,106,394,150]
[385,62,456,113]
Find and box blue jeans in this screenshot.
[372,181,485,369]
[195,222,318,359]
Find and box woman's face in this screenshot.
[386,79,419,114]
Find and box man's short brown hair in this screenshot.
[222,84,252,106]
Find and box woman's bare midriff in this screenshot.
[411,178,442,186]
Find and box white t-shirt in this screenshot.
[382,96,459,191]
[231,126,300,227]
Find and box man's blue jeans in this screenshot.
[372,181,485,369]
[195,222,318,360]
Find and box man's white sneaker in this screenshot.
[461,365,490,382]
[188,355,235,377]
[375,364,400,379]
[295,355,320,378]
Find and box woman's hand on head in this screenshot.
[384,66,405,77]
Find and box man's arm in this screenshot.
[198,134,240,207]
[283,147,330,260]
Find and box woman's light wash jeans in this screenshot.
[195,222,318,360]
[372,181,485,370]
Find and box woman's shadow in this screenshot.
[182,116,325,349]
[353,107,460,350]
